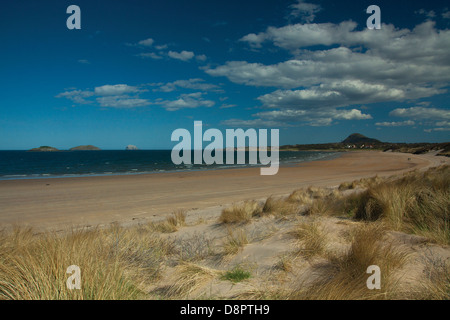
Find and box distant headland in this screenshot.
[280,133,450,157]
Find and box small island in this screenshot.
[125,145,139,150]
[69,145,101,151]
[28,146,60,152]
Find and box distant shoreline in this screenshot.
[0,150,340,181]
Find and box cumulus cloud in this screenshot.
[168,50,195,61]
[157,92,215,111]
[375,120,416,127]
[288,0,322,23]
[138,38,154,46]
[257,80,407,110]
[96,96,151,108]
[389,107,450,121]
[55,90,94,104]
[94,84,142,96]
[152,78,221,93]
[57,84,151,109]
[255,108,371,127]
[221,118,288,128]
[209,18,450,127]
[416,9,436,19]
[443,9,450,19]
[137,52,163,60]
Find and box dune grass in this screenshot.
[1,165,448,300]
[291,221,327,259]
[353,166,450,245]
[223,228,249,256]
[262,196,300,217]
[0,224,172,300]
[150,209,187,233]
[276,223,409,300]
[165,262,222,298]
[219,200,262,224]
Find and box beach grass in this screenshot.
[0,224,172,299]
[0,165,448,300]
[219,200,262,224]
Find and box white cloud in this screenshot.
[137,52,163,59]
[219,104,237,109]
[96,96,151,108]
[168,50,195,61]
[221,118,288,128]
[436,121,450,127]
[257,80,407,110]
[57,84,150,109]
[94,84,142,96]
[375,120,416,127]
[250,107,372,127]
[138,38,154,46]
[425,127,450,132]
[153,78,221,93]
[443,9,450,19]
[56,90,94,104]
[157,92,215,111]
[196,54,207,62]
[389,107,450,121]
[209,19,450,127]
[334,109,373,120]
[416,9,436,19]
[288,0,322,23]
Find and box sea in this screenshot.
[0,150,340,180]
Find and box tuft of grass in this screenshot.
[221,266,251,283]
[223,228,249,256]
[338,181,357,191]
[173,233,216,262]
[150,209,187,233]
[166,209,186,228]
[291,221,327,259]
[417,253,450,299]
[262,196,299,217]
[290,223,409,300]
[353,165,450,245]
[166,262,221,298]
[0,225,173,300]
[219,201,262,224]
[287,189,313,205]
[274,254,295,273]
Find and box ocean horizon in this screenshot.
[0,150,340,180]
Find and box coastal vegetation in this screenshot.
[0,165,448,300]
[280,133,450,157]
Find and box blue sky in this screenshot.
[0,0,449,150]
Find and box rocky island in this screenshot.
[69,145,101,151]
[28,146,60,152]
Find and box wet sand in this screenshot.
[0,151,447,231]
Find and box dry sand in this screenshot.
[0,150,448,231]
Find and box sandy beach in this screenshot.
[0,150,447,231]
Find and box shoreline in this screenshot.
[0,150,448,232]
[0,150,340,181]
